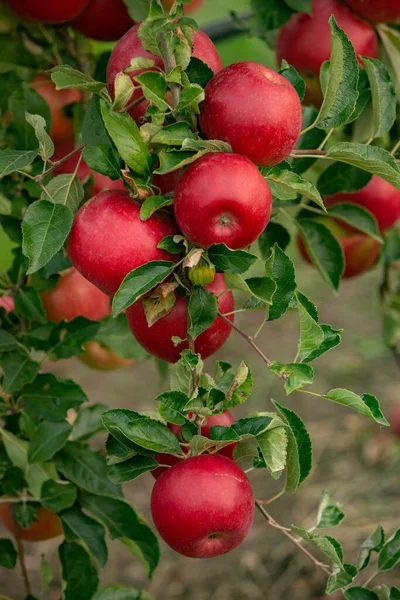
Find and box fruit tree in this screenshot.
[0,0,400,598]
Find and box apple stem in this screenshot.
[122,94,146,113]
[255,502,332,577]
[158,32,183,118]
[12,511,32,597]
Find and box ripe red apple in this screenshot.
[72,0,134,41]
[107,23,222,124]
[199,62,302,167]
[31,76,82,144]
[0,502,63,542]
[52,139,126,195]
[323,175,400,234]
[152,410,237,479]
[345,0,400,23]
[151,454,254,558]
[163,0,204,12]
[297,217,381,278]
[68,190,179,296]
[3,0,89,23]
[174,153,272,249]
[276,0,379,106]
[0,296,14,314]
[78,341,134,370]
[390,401,400,436]
[127,273,234,363]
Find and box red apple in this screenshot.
[163,0,204,12]
[31,75,81,144]
[0,502,63,542]
[72,0,134,41]
[152,169,182,195]
[151,454,254,558]
[345,0,400,23]
[297,217,381,278]
[390,401,400,436]
[199,62,302,167]
[40,268,111,322]
[68,190,179,296]
[107,23,222,124]
[152,410,237,479]
[0,296,14,314]
[276,0,379,106]
[78,341,134,370]
[127,273,234,363]
[52,139,126,195]
[174,152,272,249]
[323,175,400,233]
[3,0,89,23]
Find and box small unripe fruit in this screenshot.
[188,261,216,286]
[151,454,254,558]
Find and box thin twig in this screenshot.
[390,139,400,157]
[255,502,332,576]
[293,148,327,156]
[12,511,32,596]
[158,32,182,114]
[218,312,272,367]
[362,568,379,587]
[122,94,146,113]
[38,143,85,181]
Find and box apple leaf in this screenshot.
[268,361,314,394]
[83,145,122,180]
[40,174,84,214]
[315,490,345,529]
[0,539,17,569]
[378,529,400,571]
[278,59,306,100]
[317,162,373,195]
[60,506,108,568]
[25,112,54,160]
[264,167,324,208]
[357,526,385,571]
[21,374,87,422]
[0,350,40,393]
[112,260,177,315]
[345,589,380,600]
[207,243,258,274]
[188,286,218,340]
[41,480,78,513]
[28,419,72,463]
[265,244,296,321]
[59,542,99,600]
[108,455,158,483]
[327,203,383,242]
[363,57,396,140]
[140,195,173,220]
[50,65,106,93]
[324,389,389,425]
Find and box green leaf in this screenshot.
[379,529,400,571]
[134,71,168,111]
[324,389,389,425]
[345,589,380,600]
[250,0,291,33]
[83,145,122,181]
[154,149,203,174]
[265,244,296,321]
[151,121,196,146]
[14,287,46,322]
[327,564,358,594]
[326,143,400,191]
[0,149,38,177]
[272,401,312,492]
[93,586,147,600]
[390,588,400,600]
[363,57,396,140]
[10,85,51,151]
[94,314,149,359]
[0,538,17,569]
[123,0,150,22]
[108,455,158,483]
[59,541,99,600]
[170,350,203,397]
[157,234,185,254]
[82,95,112,147]
[259,223,291,258]
[0,329,19,352]
[278,59,306,100]
[292,526,345,569]
[80,492,159,577]
[41,175,84,214]
[207,244,258,274]
[25,112,54,160]
[112,72,135,112]
[60,506,108,567]
[50,65,106,93]
[156,390,190,424]
[315,490,345,529]
[358,526,385,571]
[22,200,73,275]
[327,203,382,242]
[257,427,287,477]
[296,291,325,362]
[102,410,182,454]
[265,168,324,208]
[176,83,205,112]
[41,480,78,513]
[54,443,123,500]
[112,260,176,315]
[297,218,344,291]
[0,351,40,393]
[71,403,108,442]
[314,16,359,129]
[188,286,218,340]
[100,100,151,177]
[140,195,173,220]
[318,162,373,196]
[21,374,87,422]
[40,556,53,593]
[269,361,314,394]
[185,56,214,88]
[28,420,72,463]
